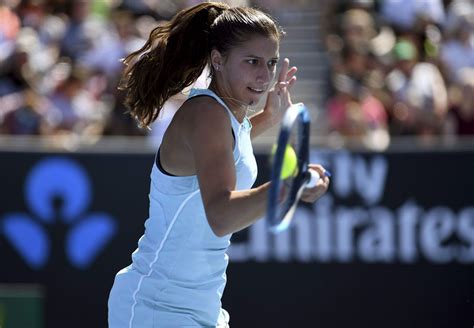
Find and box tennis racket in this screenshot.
[266,103,326,233]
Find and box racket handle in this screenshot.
[305,170,320,188]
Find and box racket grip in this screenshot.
[305,170,320,188]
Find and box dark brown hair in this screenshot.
[119,2,283,128]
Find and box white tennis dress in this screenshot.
[108,88,258,327]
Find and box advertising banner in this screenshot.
[0,150,472,328]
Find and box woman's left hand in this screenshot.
[264,58,297,126]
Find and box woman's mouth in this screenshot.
[247,87,265,94]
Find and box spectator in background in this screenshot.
[45,69,86,132]
[325,4,379,63]
[327,48,389,149]
[380,0,446,33]
[439,1,474,137]
[446,68,474,135]
[102,84,147,137]
[440,1,474,84]
[41,65,110,139]
[0,2,20,61]
[385,39,448,136]
[78,9,145,78]
[60,0,93,61]
[341,7,377,52]
[379,0,447,73]
[0,29,47,135]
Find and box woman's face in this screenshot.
[212,34,279,107]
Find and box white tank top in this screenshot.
[125,88,258,326]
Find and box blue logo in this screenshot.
[2,157,117,270]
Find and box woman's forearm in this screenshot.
[249,110,275,139]
[205,182,271,236]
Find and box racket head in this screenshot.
[266,104,312,233]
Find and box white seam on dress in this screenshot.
[128,189,200,328]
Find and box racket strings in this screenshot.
[267,104,311,233]
[274,123,304,223]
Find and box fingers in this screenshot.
[277,58,297,84]
[277,58,289,83]
[276,81,288,95]
[287,75,297,89]
[276,82,292,107]
[273,58,297,102]
[301,164,330,203]
[264,58,297,122]
[308,164,331,179]
[285,67,297,89]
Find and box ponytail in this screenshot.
[119,2,230,127]
[120,2,283,128]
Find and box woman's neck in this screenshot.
[208,81,248,123]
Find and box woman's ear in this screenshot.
[210,49,223,71]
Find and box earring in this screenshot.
[214,65,219,71]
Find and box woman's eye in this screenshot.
[247,59,258,65]
[268,60,278,67]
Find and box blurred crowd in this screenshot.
[0,0,255,147]
[322,0,474,147]
[0,0,473,148]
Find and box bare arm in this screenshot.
[184,100,270,236]
[249,109,274,138]
[183,98,329,237]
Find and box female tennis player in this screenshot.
[108,2,330,327]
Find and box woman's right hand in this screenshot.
[301,164,330,203]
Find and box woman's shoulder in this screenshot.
[178,94,231,127]
[172,94,235,151]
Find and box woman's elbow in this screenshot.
[207,216,230,237]
[204,195,233,237]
